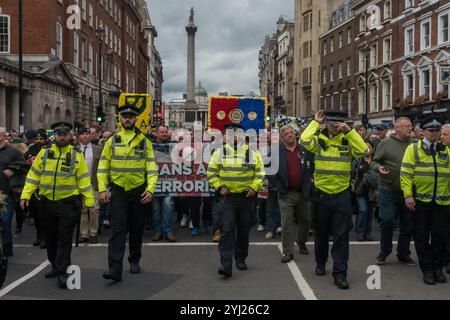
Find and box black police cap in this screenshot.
[36,129,48,139]
[420,116,443,131]
[325,109,348,122]
[50,121,73,133]
[118,106,140,116]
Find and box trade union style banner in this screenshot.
[117,93,152,134]
[208,96,268,132]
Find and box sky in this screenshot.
[146,0,294,102]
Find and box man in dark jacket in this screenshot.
[269,125,314,263]
[0,127,25,257]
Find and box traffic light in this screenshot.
[96,106,105,124]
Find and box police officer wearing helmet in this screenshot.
[300,110,368,289]
[21,122,95,289]
[98,105,158,282]
[401,116,450,285]
[207,123,265,278]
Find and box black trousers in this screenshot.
[41,197,80,274]
[29,194,44,241]
[313,189,353,277]
[218,194,256,273]
[413,201,450,273]
[108,184,147,273]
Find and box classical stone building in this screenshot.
[0,0,161,131]
[293,0,342,117]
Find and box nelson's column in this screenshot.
[185,7,198,111]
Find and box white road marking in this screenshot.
[276,243,318,301]
[0,260,50,299]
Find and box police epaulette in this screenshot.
[43,145,51,149]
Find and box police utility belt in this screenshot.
[314,187,349,200]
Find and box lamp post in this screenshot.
[293,80,299,117]
[361,45,371,129]
[18,0,24,132]
[96,28,106,124]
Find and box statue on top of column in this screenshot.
[189,7,194,23]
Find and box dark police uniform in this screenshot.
[300,110,368,289]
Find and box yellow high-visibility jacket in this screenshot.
[21,144,95,207]
[97,129,158,193]
[207,143,265,193]
[400,140,450,205]
[300,120,368,195]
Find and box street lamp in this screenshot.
[96,27,106,124]
[293,80,299,117]
[361,45,371,129]
[18,0,24,132]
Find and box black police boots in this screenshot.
[218,266,232,278]
[103,271,122,282]
[334,276,349,290]
[235,260,248,271]
[130,263,141,274]
[44,267,58,279]
[57,273,68,289]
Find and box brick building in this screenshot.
[0,0,161,131]
[321,0,450,126]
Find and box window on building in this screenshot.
[405,0,413,10]
[73,32,79,67]
[382,78,392,110]
[347,27,352,44]
[370,43,377,67]
[347,58,351,76]
[370,83,378,112]
[420,69,431,98]
[358,88,366,114]
[322,67,327,84]
[118,39,121,56]
[303,13,310,32]
[330,37,334,52]
[88,42,93,75]
[359,49,367,72]
[303,41,309,58]
[439,11,449,44]
[56,22,63,59]
[322,40,327,55]
[421,19,431,50]
[385,1,392,20]
[405,73,414,98]
[383,37,391,62]
[360,15,366,32]
[339,32,343,48]
[0,14,10,53]
[89,4,94,28]
[81,38,87,71]
[405,26,414,55]
[82,0,86,21]
[330,65,334,81]
[105,25,109,46]
[339,61,343,78]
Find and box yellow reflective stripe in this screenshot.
[98,169,108,174]
[255,175,265,180]
[402,163,415,169]
[147,157,155,162]
[207,174,219,181]
[400,171,414,178]
[77,172,90,180]
[315,169,350,175]
[316,156,350,162]
[30,166,41,176]
[147,170,158,175]
[208,167,219,173]
[220,176,255,182]
[109,168,145,173]
[112,155,145,161]
[26,177,39,185]
[415,163,449,169]
[300,139,312,146]
[220,167,255,172]
[100,156,108,161]
[79,186,92,193]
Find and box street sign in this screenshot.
[440,64,450,85]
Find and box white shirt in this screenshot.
[80,143,94,174]
[422,138,437,152]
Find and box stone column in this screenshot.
[10,89,20,130]
[0,86,6,127]
[185,8,198,108]
[23,91,33,130]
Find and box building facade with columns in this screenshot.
[0,0,159,131]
